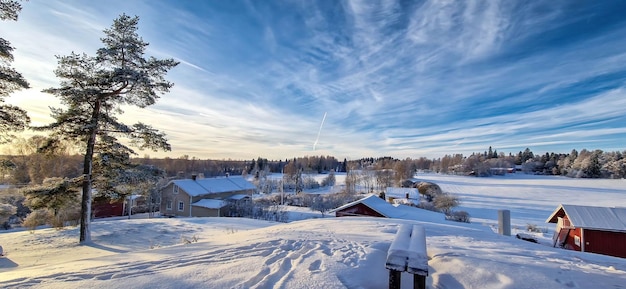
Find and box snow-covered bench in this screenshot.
[385,224,428,289]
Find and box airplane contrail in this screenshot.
[313,112,327,151]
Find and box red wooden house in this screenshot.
[546,204,626,258]
[331,194,443,223]
[332,195,392,217]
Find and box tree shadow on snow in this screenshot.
[83,242,127,254]
[0,257,19,269]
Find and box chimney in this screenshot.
[191,174,197,181]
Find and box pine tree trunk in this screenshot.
[79,100,101,243]
[80,136,95,243]
[128,197,132,219]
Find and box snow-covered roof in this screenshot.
[171,176,255,197]
[546,204,626,232]
[331,195,395,217]
[331,194,442,222]
[228,194,250,201]
[191,199,228,209]
[386,187,419,198]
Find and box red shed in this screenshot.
[546,204,626,258]
[92,199,124,218]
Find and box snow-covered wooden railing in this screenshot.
[385,224,428,289]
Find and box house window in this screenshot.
[574,235,581,247]
[173,185,179,194]
[178,201,184,211]
[166,201,172,210]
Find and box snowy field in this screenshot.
[1,173,625,288]
[415,173,626,228]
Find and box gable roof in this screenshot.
[546,204,626,232]
[171,176,255,197]
[331,194,442,221]
[331,195,394,217]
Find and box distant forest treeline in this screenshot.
[1,138,625,185]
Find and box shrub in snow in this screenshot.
[0,189,30,220]
[23,209,50,231]
[526,223,547,233]
[320,170,336,187]
[0,203,16,226]
[433,193,460,214]
[22,206,80,230]
[305,193,361,216]
[417,202,438,212]
[51,206,81,229]
[308,194,344,216]
[180,234,199,244]
[445,211,471,223]
[229,198,288,222]
[417,182,442,202]
[149,240,161,249]
[303,175,320,189]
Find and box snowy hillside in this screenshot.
[1,173,625,288]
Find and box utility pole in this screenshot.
[280,179,284,205]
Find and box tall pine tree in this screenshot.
[38,14,178,243]
[0,0,30,143]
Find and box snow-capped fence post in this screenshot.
[385,224,428,289]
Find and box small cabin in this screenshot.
[546,204,626,258]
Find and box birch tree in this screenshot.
[0,0,30,143]
[38,14,178,243]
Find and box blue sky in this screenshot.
[4,0,626,160]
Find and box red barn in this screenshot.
[546,204,626,258]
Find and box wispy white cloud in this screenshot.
[3,0,626,160]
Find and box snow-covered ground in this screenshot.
[415,173,626,228]
[1,173,625,288]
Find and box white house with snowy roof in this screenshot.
[160,175,255,217]
[385,187,421,205]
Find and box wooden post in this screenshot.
[498,209,511,236]
[389,270,401,289]
[387,224,429,289]
[414,274,426,289]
